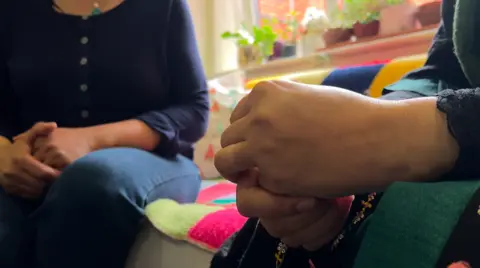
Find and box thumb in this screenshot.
[14,122,57,144]
[232,168,259,187]
[236,183,317,218]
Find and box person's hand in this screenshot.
[235,169,353,251]
[215,80,457,197]
[30,128,96,170]
[18,127,96,170]
[0,123,60,198]
[261,195,353,251]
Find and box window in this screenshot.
[257,0,439,24]
[257,0,325,23]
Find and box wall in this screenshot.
[186,0,211,75]
[187,0,252,78]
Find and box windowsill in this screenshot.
[243,25,438,80]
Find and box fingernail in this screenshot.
[296,198,317,212]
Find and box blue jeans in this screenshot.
[0,148,201,268]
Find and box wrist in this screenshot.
[77,127,108,151]
[379,97,459,183]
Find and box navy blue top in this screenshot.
[0,0,209,158]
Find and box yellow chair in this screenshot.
[245,69,333,89]
[368,54,427,97]
[245,54,428,98]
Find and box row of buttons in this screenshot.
[80,30,89,119]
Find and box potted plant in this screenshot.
[281,11,300,57]
[323,6,354,47]
[343,0,381,38]
[221,24,277,67]
[416,0,441,27]
[379,0,417,35]
[352,12,380,38]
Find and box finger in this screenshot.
[281,202,340,248]
[236,184,317,218]
[32,137,49,154]
[236,168,260,186]
[13,133,28,142]
[44,153,69,170]
[295,197,353,251]
[214,142,256,179]
[18,122,57,145]
[230,95,251,123]
[261,201,329,238]
[220,116,250,148]
[30,122,57,136]
[11,168,46,189]
[18,155,60,181]
[33,144,51,163]
[301,202,352,251]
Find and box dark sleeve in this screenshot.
[0,2,19,140]
[436,89,480,179]
[380,0,480,178]
[136,0,209,156]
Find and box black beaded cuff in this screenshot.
[437,88,480,179]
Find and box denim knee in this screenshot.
[41,152,144,217]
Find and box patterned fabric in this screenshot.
[145,180,245,252]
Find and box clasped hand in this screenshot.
[235,169,353,251]
[214,80,396,249]
[0,122,95,198]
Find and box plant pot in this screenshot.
[353,20,380,38]
[237,45,264,68]
[416,1,441,27]
[323,28,353,47]
[379,3,417,36]
[281,44,297,58]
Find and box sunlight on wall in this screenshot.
[187,0,247,78]
[186,0,211,76]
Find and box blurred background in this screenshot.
[187,0,440,79]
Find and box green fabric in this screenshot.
[453,0,480,87]
[353,181,480,267]
[384,78,443,96]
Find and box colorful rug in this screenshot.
[145,180,246,252]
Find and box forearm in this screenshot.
[377,97,459,185]
[87,119,161,151]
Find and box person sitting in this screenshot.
[213,0,480,266]
[0,0,208,267]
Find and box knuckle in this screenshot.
[252,80,273,93]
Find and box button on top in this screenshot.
[80,57,88,65]
[81,110,89,118]
[82,15,89,20]
[80,84,88,92]
[80,37,89,44]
